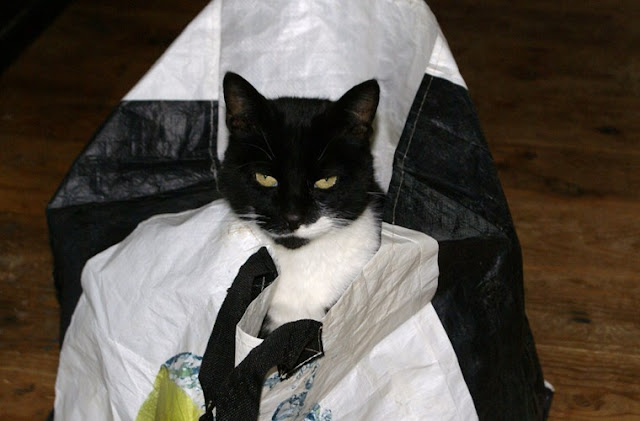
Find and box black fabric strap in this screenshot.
[198,247,324,421]
[212,320,323,421]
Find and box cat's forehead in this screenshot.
[260,98,336,156]
[271,97,333,126]
[225,95,364,169]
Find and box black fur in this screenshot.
[219,72,381,249]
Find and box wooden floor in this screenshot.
[0,1,637,419]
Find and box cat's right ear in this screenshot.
[223,72,267,133]
[335,79,380,139]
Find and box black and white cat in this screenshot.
[219,72,383,336]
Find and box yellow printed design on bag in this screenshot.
[137,353,203,421]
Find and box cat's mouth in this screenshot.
[268,216,337,247]
[271,235,310,249]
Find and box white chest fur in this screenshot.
[264,206,380,331]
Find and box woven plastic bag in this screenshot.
[50,1,551,419]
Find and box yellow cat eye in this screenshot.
[314,176,338,189]
[255,172,278,187]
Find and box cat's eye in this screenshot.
[314,176,338,189]
[255,172,278,187]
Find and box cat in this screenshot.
[218,72,383,337]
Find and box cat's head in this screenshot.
[219,72,381,249]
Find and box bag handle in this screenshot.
[198,248,323,421]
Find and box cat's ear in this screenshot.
[336,79,380,134]
[223,72,268,133]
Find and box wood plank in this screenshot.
[538,345,640,421]
[0,213,59,421]
[428,1,640,419]
[494,145,640,200]
[0,352,59,421]
[503,189,640,418]
[506,190,640,270]
[428,0,639,152]
[0,1,208,419]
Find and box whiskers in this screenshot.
[328,217,353,229]
[235,211,267,226]
[258,127,276,161]
[301,222,332,237]
[367,190,386,198]
[227,161,271,171]
[316,205,354,231]
[241,142,274,161]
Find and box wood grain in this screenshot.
[1,0,638,419]
[0,2,208,420]
[428,0,640,419]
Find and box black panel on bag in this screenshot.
[49,100,219,209]
[383,75,550,420]
[47,100,221,341]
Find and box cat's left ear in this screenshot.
[223,72,268,133]
[336,79,380,133]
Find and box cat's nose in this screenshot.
[284,212,302,230]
